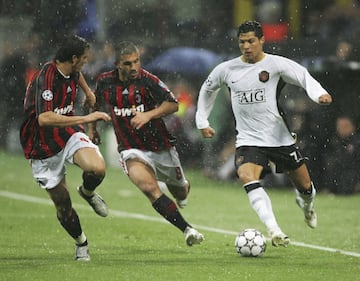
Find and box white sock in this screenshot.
[75,232,87,245]
[296,182,316,211]
[81,186,94,197]
[247,186,281,235]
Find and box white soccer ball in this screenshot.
[235,228,267,257]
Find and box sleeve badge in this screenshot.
[42,90,54,101]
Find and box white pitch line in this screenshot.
[1,190,360,258]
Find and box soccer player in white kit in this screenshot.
[196,21,332,247]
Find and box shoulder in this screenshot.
[139,68,160,82]
[34,61,59,84]
[208,57,239,78]
[39,61,56,76]
[216,57,240,70]
[265,53,305,70]
[265,53,300,65]
[96,69,117,83]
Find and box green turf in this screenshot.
[0,150,359,281]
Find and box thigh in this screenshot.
[153,147,187,188]
[235,146,269,170]
[66,132,105,172]
[267,145,307,173]
[126,158,162,202]
[73,147,105,173]
[31,154,66,189]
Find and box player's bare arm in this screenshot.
[200,127,216,138]
[318,93,332,105]
[130,101,178,130]
[38,111,111,127]
[79,72,96,108]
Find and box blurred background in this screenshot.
[1,0,360,195]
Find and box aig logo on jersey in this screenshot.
[234,89,265,104]
[259,70,269,83]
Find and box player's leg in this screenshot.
[237,162,289,246]
[155,147,190,208]
[125,158,203,246]
[47,178,89,261]
[166,180,190,208]
[287,164,317,228]
[235,147,289,246]
[73,146,108,217]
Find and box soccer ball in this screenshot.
[235,228,267,257]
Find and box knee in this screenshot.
[141,182,160,200]
[87,159,106,177]
[237,170,255,184]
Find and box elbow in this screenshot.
[37,115,46,127]
[37,112,51,127]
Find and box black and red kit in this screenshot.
[20,61,84,159]
[94,68,177,152]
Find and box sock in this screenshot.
[296,181,315,196]
[75,232,87,246]
[244,181,281,234]
[82,171,104,194]
[152,194,190,232]
[296,182,316,210]
[57,208,83,240]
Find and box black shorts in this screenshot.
[234,145,307,174]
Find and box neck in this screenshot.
[55,61,71,77]
[241,52,266,64]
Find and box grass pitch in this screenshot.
[0,150,359,281]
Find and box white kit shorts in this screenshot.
[31,132,99,189]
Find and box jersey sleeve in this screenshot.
[195,63,225,129]
[34,65,55,116]
[144,70,178,104]
[276,56,327,104]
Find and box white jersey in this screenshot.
[196,53,327,147]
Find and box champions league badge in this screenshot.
[42,90,53,101]
[258,71,269,83]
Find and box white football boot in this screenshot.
[75,244,90,261]
[270,230,290,247]
[77,186,108,217]
[184,226,204,246]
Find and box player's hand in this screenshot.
[200,127,216,138]
[88,111,111,122]
[130,109,150,130]
[318,93,332,105]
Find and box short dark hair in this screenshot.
[54,35,90,63]
[114,41,139,63]
[237,21,264,38]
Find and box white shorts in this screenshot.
[31,132,99,189]
[119,147,187,188]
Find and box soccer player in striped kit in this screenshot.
[92,41,204,246]
[196,21,332,247]
[20,35,111,261]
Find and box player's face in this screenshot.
[72,48,90,72]
[238,32,265,63]
[117,52,141,81]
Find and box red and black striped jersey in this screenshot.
[20,61,84,159]
[95,68,177,152]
